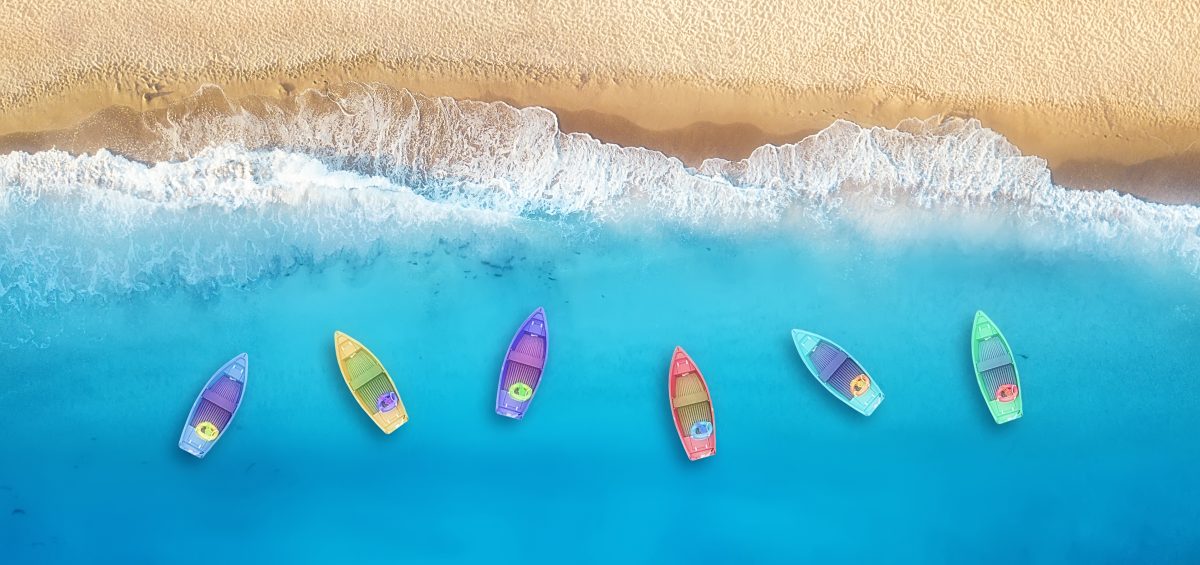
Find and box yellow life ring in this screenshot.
[195,421,220,441]
[850,374,871,397]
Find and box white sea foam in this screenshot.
[2,85,1198,311]
[146,86,1200,246]
[0,147,509,311]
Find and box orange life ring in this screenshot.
[996,383,1019,403]
[850,374,871,397]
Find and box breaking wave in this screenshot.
[1,84,1198,312]
[0,148,510,311]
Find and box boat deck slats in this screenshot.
[507,349,545,369]
[826,358,866,399]
[189,400,233,431]
[977,338,1013,372]
[203,377,242,411]
[977,355,1012,373]
[673,372,709,408]
[676,401,713,431]
[672,391,710,408]
[501,360,542,391]
[347,352,385,389]
[515,333,545,356]
[811,342,848,382]
[355,373,396,414]
[982,364,1018,396]
[201,388,238,413]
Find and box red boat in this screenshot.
[668,347,716,461]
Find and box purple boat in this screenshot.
[495,308,548,419]
[179,354,248,458]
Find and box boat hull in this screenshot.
[791,329,883,416]
[971,311,1023,424]
[179,354,248,458]
[495,307,549,419]
[335,332,408,433]
[668,347,716,461]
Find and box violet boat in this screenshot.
[179,354,248,458]
[495,307,548,419]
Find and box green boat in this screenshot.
[971,311,1022,424]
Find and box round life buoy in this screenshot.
[376,391,399,413]
[195,421,220,441]
[508,382,534,402]
[996,384,1019,403]
[850,374,871,397]
[689,420,713,440]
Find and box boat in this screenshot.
[791,329,883,416]
[334,331,408,433]
[971,311,1023,424]
[179,354,248,458]
[668,347,716,461]
[495,307,549,419]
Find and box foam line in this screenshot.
[1,88,1198,312]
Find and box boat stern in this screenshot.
[495,392,530,419]
[374,408,408,434]
[683,436,716,461]
[989,399,1023,424]
[858,390,885,416]
[495,406,526,419]
[993,411,1022,424]
[688,449,715,461]
[178,429,212,459]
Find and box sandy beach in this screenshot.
[1,0,1198,202]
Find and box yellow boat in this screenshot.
[334,331,408,433]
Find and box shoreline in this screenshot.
[1,61,1197,204]
[4,0,1199,204]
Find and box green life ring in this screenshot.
[507,382,534,402]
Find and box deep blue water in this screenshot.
[3,224,1199,563]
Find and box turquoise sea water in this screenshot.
[2,89,1200,562]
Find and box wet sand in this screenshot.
[1,1,1198,202]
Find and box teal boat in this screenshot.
[971,311,1023,424]
[791,329,884,416]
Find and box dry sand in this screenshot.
[1,1,1198,202]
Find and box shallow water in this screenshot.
[2,100,1200,562]
[2,222,1198,563]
